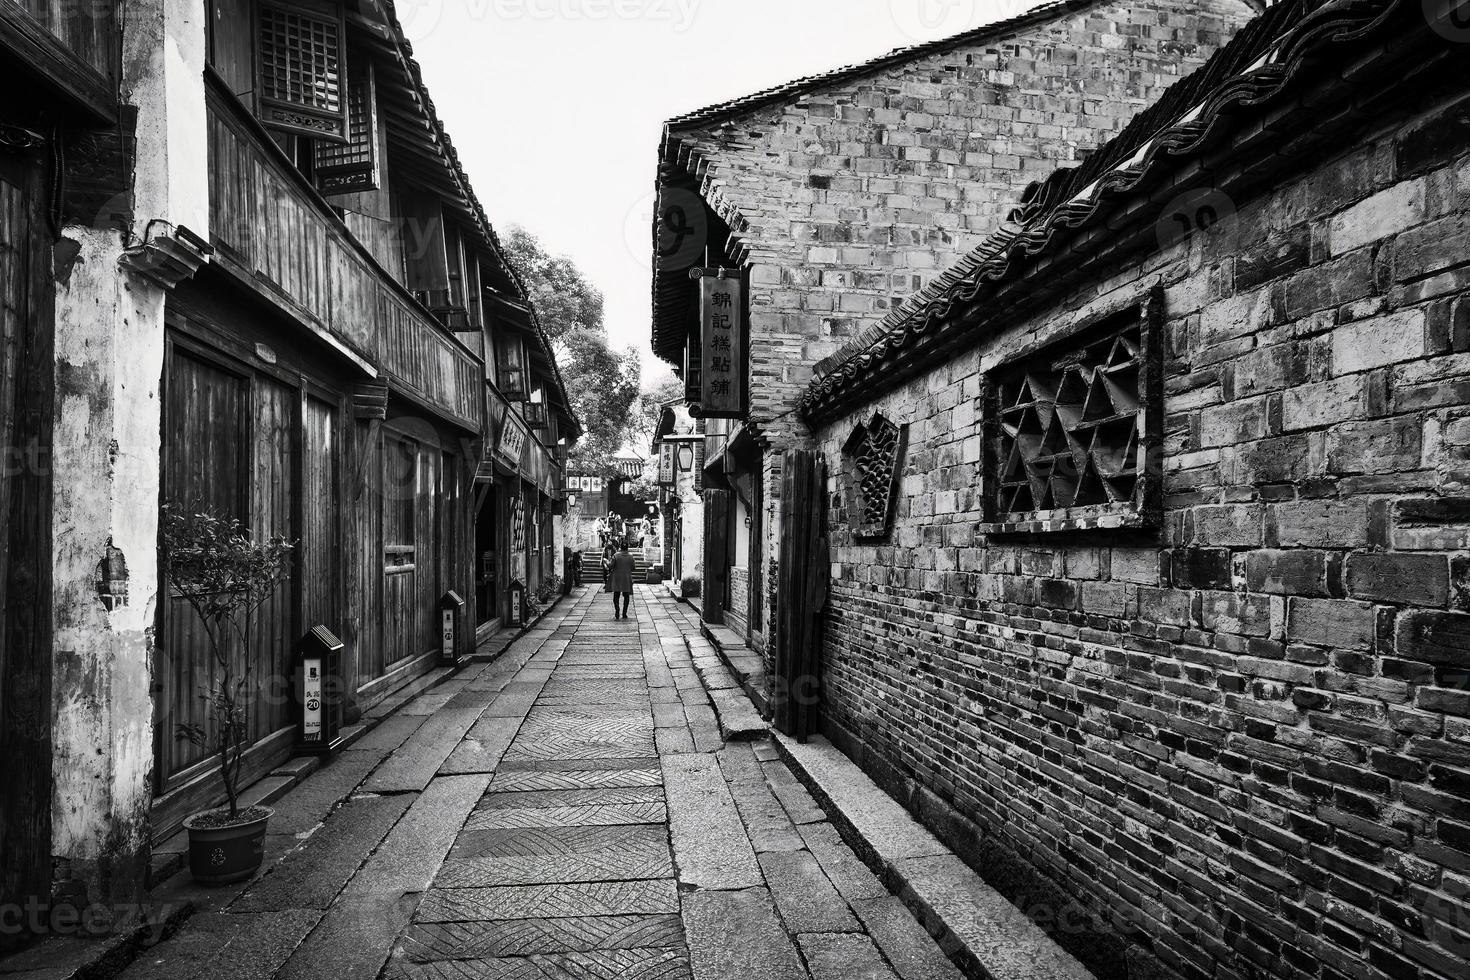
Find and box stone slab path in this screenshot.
[114,587,962,980]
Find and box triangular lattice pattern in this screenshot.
[992,321,1144,520]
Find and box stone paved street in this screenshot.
[116,588,962,980]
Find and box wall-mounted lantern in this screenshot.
[440,590,466,667]
[676,443,696,473]
[296,626,345,756]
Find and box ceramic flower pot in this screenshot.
[182,805,273,886]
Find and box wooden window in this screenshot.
[384,435,417,572]
[314,61,379,195]
[257,0,349,143]
[982,292,1162,534]
[498,335,527,400]
[842,413,905,541]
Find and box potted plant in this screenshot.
[162,503,294,886]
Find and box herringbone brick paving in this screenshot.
[116,586,964,979]
[378,587,963,980]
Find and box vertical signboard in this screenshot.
[659,442,676,486]
[697,270,745,417]
[302,660,323,744]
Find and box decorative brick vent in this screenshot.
[842,413,905,540]
[983,292,1162,534]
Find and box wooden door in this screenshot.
[301,395,341,633]
[773,451,829,741]
[160,345,249,783]
[250,376,296,748]
[0,140,53,946]
[382,432,419,670]
[703,489,731,625]
[415,448,441,657]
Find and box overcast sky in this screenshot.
[404,0,1047,386]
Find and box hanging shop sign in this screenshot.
[497,411,529,467]
[695,268,745,418]
[658,441,676,486]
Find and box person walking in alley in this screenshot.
[607,542,636,619]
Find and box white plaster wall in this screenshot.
[48,0,209,906]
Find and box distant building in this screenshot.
[652,0,1260,654]
[652,404,707,588]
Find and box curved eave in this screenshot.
[800,0,1420,426]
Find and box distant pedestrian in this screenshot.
[601,538,617,586]
[607,543,636,620]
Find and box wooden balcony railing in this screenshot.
[205,78,481,429]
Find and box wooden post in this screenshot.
[773,451,828,741]
[0,147,54,947]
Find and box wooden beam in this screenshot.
[0,5,116,124]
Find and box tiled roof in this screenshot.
[652,0,1126,367]
[665,0,1111,133]
[799,0,1414,423]
[376,1,581,436]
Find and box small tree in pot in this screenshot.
[163,503,294,886]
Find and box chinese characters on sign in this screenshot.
[498,413,529,466]
[697,270,745,417]
[659,442,676,486]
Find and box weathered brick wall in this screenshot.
[672,0,1259,664]
[727,565,751,636]
[812,90,1470,980]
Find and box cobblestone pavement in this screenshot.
[119,587,961,980]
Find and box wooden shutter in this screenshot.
[257,0,349,143]
[315,61,379,194]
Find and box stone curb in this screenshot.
[773,733,1097,980]
[682,636,769,742]
[697,623,770,717]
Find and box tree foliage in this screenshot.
[503,227,641,476]
[560,328,641,475]
[632,373,686,446]
[502,226,605,340]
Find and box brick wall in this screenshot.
[671,0,1259,663]
[727,565,751,636]
[811,89,1470,980]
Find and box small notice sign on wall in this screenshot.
[695,269,745,418]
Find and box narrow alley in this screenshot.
[113,588,964,980]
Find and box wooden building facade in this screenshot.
[649,0,1259,661]
[151,0,578,836]
[0,0,576,931]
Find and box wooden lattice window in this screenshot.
[843,413,905,540]
[315,62,379,194]
[983,292,1162,534]
[257,1,349,143]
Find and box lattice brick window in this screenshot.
[983,292,1162,534]
[843,413,906,540]
[315,62,379,195]
[257,1,349,143]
